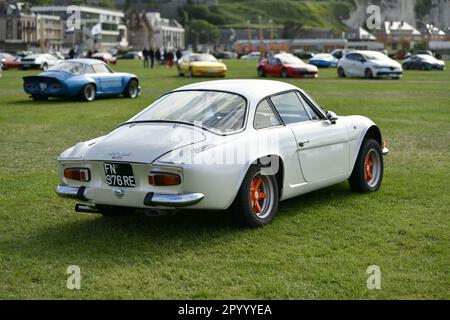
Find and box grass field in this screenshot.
[0,60,449,299]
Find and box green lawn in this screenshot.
[0,60,449,299]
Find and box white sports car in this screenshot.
[56,80,389,227]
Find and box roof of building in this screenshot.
[383,21,421,35]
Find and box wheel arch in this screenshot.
[351,125,383,172]
[233,154,285,207]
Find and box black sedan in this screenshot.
[403,54,445,71]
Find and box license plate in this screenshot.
[23,64,30,68]
[40,82,47,90]
[104,163,136,188]
[207,69,220,73]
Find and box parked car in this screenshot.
[0,52,21,69]
[240,52,261,60]
[308,53,338,68]
[337,50,403,79]
[403,54,445,71]
[19,53,61,71]
[55,79,389,227]
[23,59,140,101]
[177,53,227,77]
[118,51,144,60]
[413,50,433,57]
[257,53,318,78]
[214,51,238,59]
[294,51,314,60]
[91,52,117,64]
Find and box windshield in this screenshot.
[190,54,218,62]
[131,91,247,134]
[278,55,303,64]
[49,61,84,74]
[363,52,389,61]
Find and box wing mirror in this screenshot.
[326,111,338,124]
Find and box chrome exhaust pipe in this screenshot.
[75,204,100,214]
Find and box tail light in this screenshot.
[148,173,181,186]
[51,82,61,89]
[25,82,33,89]
[64,168,90,182]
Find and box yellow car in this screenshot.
[177,53,227,77]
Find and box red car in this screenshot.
[91,52,117,65]
[257,53,318,78]
[0,52,21,69]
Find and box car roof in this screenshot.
[67,58,106,65]
[172,80,300,102]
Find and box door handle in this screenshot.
[298,140,310,148]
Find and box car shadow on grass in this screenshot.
[1,183,357,266]
[8,96,132,106]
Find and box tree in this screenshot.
[188,19,219,48]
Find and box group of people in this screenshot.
[142,48,183,69]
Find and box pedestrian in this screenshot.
[155,48,161,66]
[149,48,154,68]
[163,49,168,66]
[69,47,75,59]
[142,48,149,68]
[167,50,174,68]
[87,50,92,58]
[176,48,182,61]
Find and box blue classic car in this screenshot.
[23,59,140,101]
[308,53,339,68]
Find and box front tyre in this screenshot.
[258,67,266,77]
[349,138,384,193]
[338,67,346,78]
[365,68,373,79]
[234,165,279,228]
[281,68,289,78]
[80,83,96,102]
[123,79,139,98]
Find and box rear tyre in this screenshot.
[123,79,139,98]
[80,83,96,102]
[233,164,279,228]
[349,138,384,193]
[338,67,346,78]
[365,68,373,79]
[258,67,266,77]
[41,62,48,71]
[281,68,289,78]
[188,68,194,78]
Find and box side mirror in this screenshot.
[326,111,338,124]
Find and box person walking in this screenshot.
[155,48,161,66]
[167,50,174,68]
[163,49,168,66]
[142,48,149,68]
[176,48,182,61]
[149,48,155,68]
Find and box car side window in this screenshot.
[85,65,95,74]
[346,53,356,61]
[92,63,111,73]
[270,91,311,125]
[296,92,321,120]
[254,99,282,129]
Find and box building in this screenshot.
[36,14,64,51]
[31,5,128,51]
[373,21,422,53]
[0,1,37,50]
[127,11,184,50]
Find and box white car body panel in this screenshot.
[57,80,383,211]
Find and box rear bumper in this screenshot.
[56,184,204,208]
